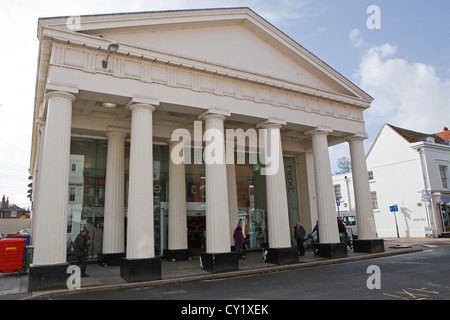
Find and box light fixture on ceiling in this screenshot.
[102,42,119,68]
[101,102,118,108]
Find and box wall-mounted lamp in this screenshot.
[101,102,118,108]
[102,42,119,68]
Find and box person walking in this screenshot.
[294,222,306,256]
[233,222,246,259]
[312,220,319,243]
[74,227,89,277]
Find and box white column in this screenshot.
[202,113,231,253]
[260,122,291,248]
[307,128,340,244]
[126,103,155,259]
[30,119,45,245]
[33,91,75,265]
[168,140,188,250]
[348,136,377,239]
[103,130,127,255]
[227,164,238,246]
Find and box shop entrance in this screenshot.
[187,215,206,254]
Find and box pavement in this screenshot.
[1,237,449,300]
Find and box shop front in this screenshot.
[66,139,301,262]
[439,196,450,234]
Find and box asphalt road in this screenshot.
[59,242,450,302]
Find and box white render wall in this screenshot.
[332,173,355,213]
[367,125,431,237]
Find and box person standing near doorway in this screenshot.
[233,222,246,259]
[294,222,306,256]
[74,227,89,277]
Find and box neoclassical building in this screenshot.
[29,8,382,291]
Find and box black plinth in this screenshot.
[200,252,238,273]
[120,257,161,283]
[353,239,385,253]
[263,247,299,265]
[316,243,348,258]
[28,263,70,292]
[103,252,125,266]
[163,249,193,261]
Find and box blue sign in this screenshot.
[336,198,340,206]
[389,205,398,212]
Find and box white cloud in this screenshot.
[329,29,450,173]
[355,42,450,135]
[349,28,365,48]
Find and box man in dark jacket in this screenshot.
[74,228,89,277]
[294,222,306,256]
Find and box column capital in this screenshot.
[198,108,230,121]
[347,133,368,142]
[45,90,77,102]
[305,126,333,136]
[127,103,156,112]
[106,127,129,138]
[256,118,286,129]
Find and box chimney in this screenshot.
[1,195,5,209]
[444,127,448,131]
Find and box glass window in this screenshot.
[68,139,170,261]
[439,165,448,189]
[69,187,76,202]
[284,157,300,244]
[371,191,379,210]
[186,163,207,254]
[334,184,342,199]
[343,215,356,226]
[67,139,107,261]
[235,161,267,249]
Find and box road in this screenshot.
[59,242,450,302]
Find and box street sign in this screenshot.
[389,205,398,212]
[336,198,340,206]
[390,205,400,238]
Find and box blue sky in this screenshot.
[0,0,449,207]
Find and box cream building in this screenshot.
[29,8,381,291]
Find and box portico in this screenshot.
[29,8,381,291]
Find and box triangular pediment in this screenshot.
[39,8,372,102]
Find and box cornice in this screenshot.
[41,26,372,110]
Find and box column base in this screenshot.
[438,232,450,238]
[316,243,348,259]
[353,239,385,253]
[120,257,161,283]
[28,262,70,292]
[200,252,238,273]
[102,252,125,266]
[263,247,299,265]
[163,249,193,261]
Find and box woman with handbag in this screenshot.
[233,222,246,259]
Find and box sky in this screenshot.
[0,0,449,208]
